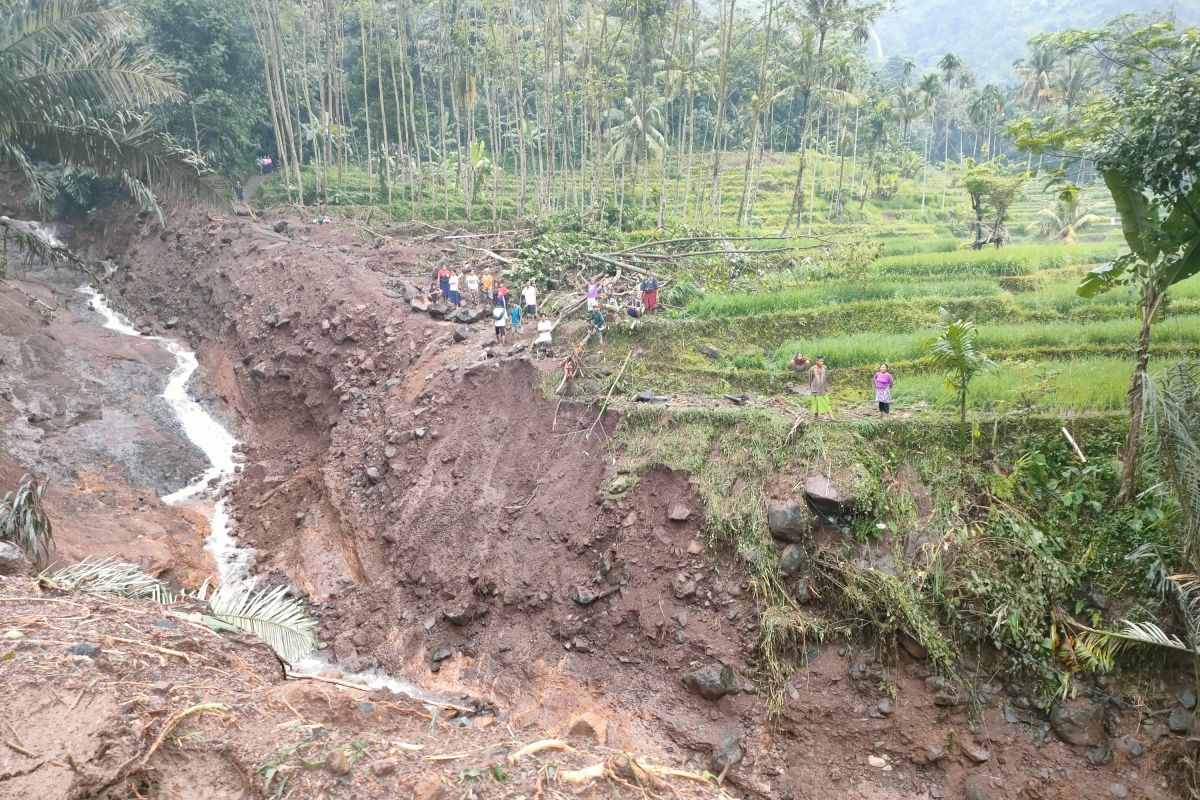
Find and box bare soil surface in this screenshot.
[0,201,1181,798]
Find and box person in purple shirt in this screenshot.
[874,363,894,417]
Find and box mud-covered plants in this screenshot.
[197,580,318,663]
[924,314,994,426]
[0,474,52,560]
[42,557,174,602]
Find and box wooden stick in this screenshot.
[506,738,576,765]
[1061,427,1087,463]
[283,670,467,713]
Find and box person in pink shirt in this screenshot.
[874,363,894,417]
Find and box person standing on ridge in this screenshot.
[874,363,893,418]
[448,269,461,306]
[234,180,244,203]
[493,304,507,343]
[465,270,480,305]
[522,280,537,320]
[510,300,523,334]
[641,273,659,313]
[481,269,494,304]
[437,262,451,302]
[809,356,834,421]
[496,282,510,308]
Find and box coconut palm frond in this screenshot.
[41,556,174,603]
[1071,630,1120,672]
[1115,619,1197,654]
[205,581,318,663]
[0,474,53,560]
[1143,362,1200,555]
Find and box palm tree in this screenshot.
[1014,44,1058,114]
[893,84,920,143]
[937,52,962,163]
[1027,196,1108,243]
[925,315,994,425]
[0,0,215,262]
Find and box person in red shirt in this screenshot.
[496,283,510,308]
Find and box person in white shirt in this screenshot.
[448,271,461,306]
[465,271,480,304]
[522,281,538,319]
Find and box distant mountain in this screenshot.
[873,0,1198,83]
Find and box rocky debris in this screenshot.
[412,779,448,800]
[682,664,740,701]
[698,345,722,359]
[867,754,889,769]
[963,774,1002,800]
[272,220,290,235]
[1168,706,1194,734]
[427,301,454,320]
[431,647,452,663]
[767,501,811,542]
[0,541,28,575]
[959,738,991,763]
[875,698,894,716]
[1109,783,1129,798]
[568,584,618,605]
[324,750,352,775]
[1049,700,1106,746]
[633,390,670,403]
[926,676,963,707]
[803,474,855,516]
[68,641,101,657]
[453,325,469,343]
[667,504,692,522]
[163,317,180,329]
[779,544,804,577]
[1113,735,1143,760]
[1089,742,1113,765]
[712,735,743,774]
[453,307,487,324]
[1181,688,1198,710]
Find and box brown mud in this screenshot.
[0,202,1179,798]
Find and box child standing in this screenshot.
[874,363,893,417]
[590,307,606,348]
[808,356,834,421]
[510,301,523,334]
[492,304,507,343]
[465,271,480,304]
[481,269,494,304]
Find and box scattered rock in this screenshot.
[876,698,894,716]
[699,345,722,359]
[712,735,743,774]
[667,504,692,522]
[779,544,804,577]
[1049,700,1106,746]
[1088,742,1113,766]
[899,633,929,660]
[272,220,290,235]
[68,642,100,657]
[1113,735,1143,759]
[163,317,180,329]
[453,307,487,324]
[767,501,811,542]
[411,778,448,800]
[682,664,740,701]
[963,775,1001,800]
[431,647,452,663]
[324,750,352,776]
[867,755,888,769]
[1181,688,1197,710]
[568,584,616,605]
[453,325,469,342]
[633,390,670,403]
[0,541,26,575]
[371,759,398,777]
[1168,706,1194,734]
[959,739,991,763]
[803,474,855,515]
[1109,783,1128,798]
[364,466,383,484]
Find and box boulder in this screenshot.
[682,664,740,701]
[453,306,487,324]
[768,501,812,542]
[453,325,469,343]
[803,474,855,516]
[427,301,454,320]
[963,775,1002,800]
[711,735,743,774]
[667,504,693,522]
[1049,700,1106,746]
[1168,706,1194,734]
[0,541,28,575]
[409,297,429,313]
[779,544,804,577]
[272,220,290,235]
[699,345,722,360]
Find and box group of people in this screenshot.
[429,263,545,347]
[793,354,895,420]
[255,154,275,174]
[585,273,661,345]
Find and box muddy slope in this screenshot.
[76,207,1169,800]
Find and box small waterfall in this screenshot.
[80,287,254,581]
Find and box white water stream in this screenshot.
[78,280,455,708]
[80,288,254,581]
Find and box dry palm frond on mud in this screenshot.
[41,560,317,662]
[0,474,52,560]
